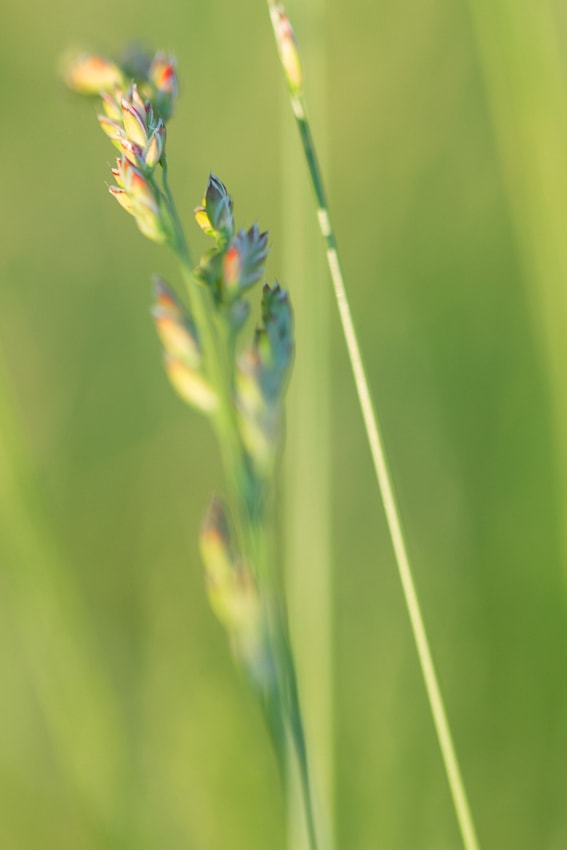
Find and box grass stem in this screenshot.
[266,6,481,848]
[280,1,333,848]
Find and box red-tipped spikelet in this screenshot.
[109,157,167,243]
[148,53,178,120]
[271,5,303,96]
[223,244,242,289]
[64,53,124,94]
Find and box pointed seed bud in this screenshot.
[200,498,233,584]
[149,53,178,94]
[153,276,184,318]
[128,168,158,209]
[132,191,167,243]
[153,311,201,365]
[120,137,145,168]
[143,121,166,169]
[121,99,148,147]
[204,173,234,238]
[194,205,215,237]
[98,115,124,149]
[100,90,123,122]
[199,499,271,690]
[148,53,178,120]
[272,5,303,96]
[223,244,242,289]
[64,53,124,94]
[221,226,269,294]
[113,155,132,188]
[134,208,168,243]
[164,356,218,413]
[109,186,134,215]
[111,164,167,243]
[130,84,147,118]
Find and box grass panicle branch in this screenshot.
[65,47,319,850]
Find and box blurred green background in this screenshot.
[1,0,567,848]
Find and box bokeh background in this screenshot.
[1,0,567,848]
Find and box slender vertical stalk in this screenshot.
[162,172,321,850]
[266,5,481,849]
[280,2,334,850]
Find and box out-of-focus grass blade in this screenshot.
[281,1,334,849]
[0,354,126,837]
[467,0,567,586]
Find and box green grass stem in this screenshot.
[266,4,481,849]
[280,1,334,849]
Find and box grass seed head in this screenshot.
[273,5,303,96]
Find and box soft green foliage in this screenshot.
[1,1,567,849]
